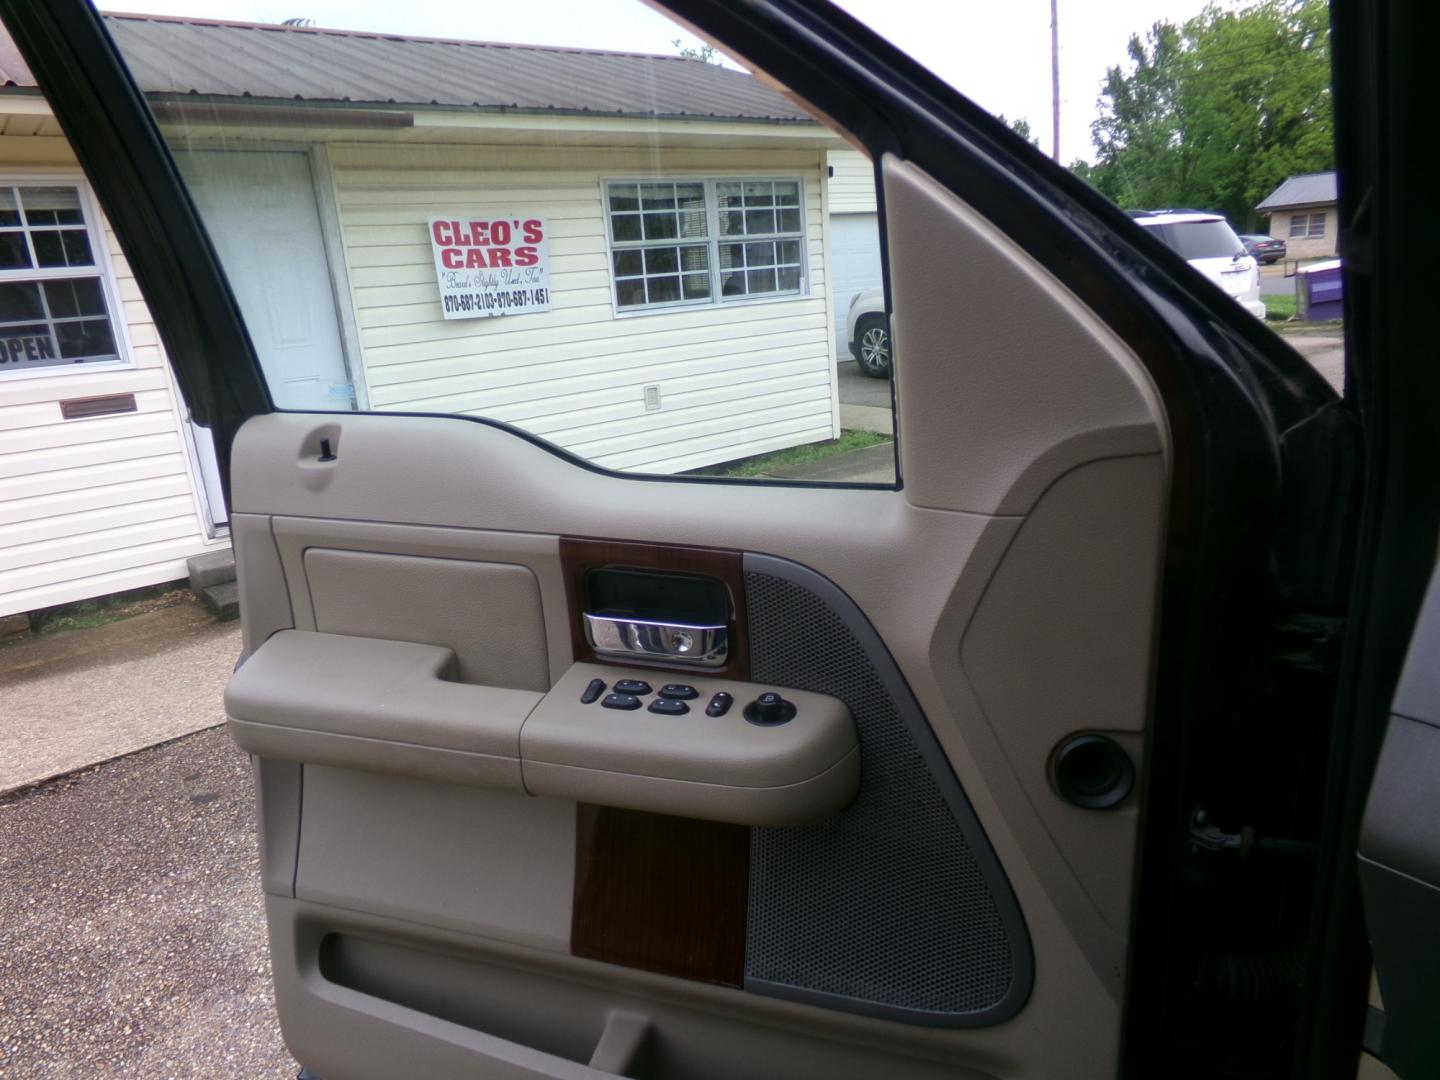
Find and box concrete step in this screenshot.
[197,580,240,622]
[186,549,236,590]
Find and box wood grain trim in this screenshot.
[559,536,750,681]
[571,804,749,987]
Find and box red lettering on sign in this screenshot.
[522,220,543,244]
[514,246,539,267]
[431,220,453,245]
[464,249,488,269]
[489,248,513,268]
[441,248,463,269]
[490,220,511,245]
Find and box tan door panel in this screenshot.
[225,152,1169,1079]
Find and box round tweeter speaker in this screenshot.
[1050,734,1134,810]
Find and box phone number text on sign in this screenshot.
[428,215,551,320]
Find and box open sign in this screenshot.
[1,333,58,366]
[428,214,551,320]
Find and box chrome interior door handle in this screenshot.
[583,613,728,667]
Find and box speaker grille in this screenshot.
[744,570,1016,1018]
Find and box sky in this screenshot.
[93,0,1218,162]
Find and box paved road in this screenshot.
[0,728,293,1078]
[1,598,240,794]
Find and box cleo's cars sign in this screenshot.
[428,215,551,319]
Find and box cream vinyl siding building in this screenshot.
[0,100,225,619]
[333,143,836,474]
[0,14,862,616]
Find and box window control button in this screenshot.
[659,683,699,700]
[648,698,690,716]
[602,693,642,710]
[613,679,652,695]
[704,692,734,717]
[580,678,606,704]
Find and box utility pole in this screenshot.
[1050,0,1061,161]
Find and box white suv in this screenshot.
[1132,211,1266,319]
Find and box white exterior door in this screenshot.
[828,211,883,356]
[175,150,353,410]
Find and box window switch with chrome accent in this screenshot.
[648,698,689,715]
[580,678,606,704]
[705,691,734,717]
[602,693,642,711]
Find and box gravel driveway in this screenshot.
[0,729,294,1078]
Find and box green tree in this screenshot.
[996,113,1040,148]
[672,38,721,65]
[1082,0,1332,229]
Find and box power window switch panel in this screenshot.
[602,693,642,711]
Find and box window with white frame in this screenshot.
[606,178,806,311]
[0,183,121,374]
[1288,211,1326,239]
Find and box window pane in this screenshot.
[0,189,20,227]
[0,231,31,270]
[43,278,106,319]
[640,184,677,209]
[642,212,678,240]
[744,209,776,235]
[0,323,60,368]
[55,317,116,360]
[747,268,777,294]
[32,229,95,269]
[104,0,894,484]
[644,247,679,274]
[611,213,641,242]
[20,186,84,226]
[0,281,44,323]
[645,275,681,304]
[745,241,775,265]
[615,278,647,308]
[608,184,639,212]
[680,246,709,273]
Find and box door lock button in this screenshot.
[648,698,690,716]
[613,679,652,696]
[705,692,734,717]
[580,678,606,704]
[602,693,643,711]
[659,683,699,700]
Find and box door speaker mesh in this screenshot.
[743,561,1030,1025]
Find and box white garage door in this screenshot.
[829,212,883,356]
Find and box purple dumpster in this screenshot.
[1296,259,1343,321]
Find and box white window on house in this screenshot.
[606,178,806,311]
[1289,211,1326,239]
[0,183,122,374]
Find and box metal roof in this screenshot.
[1256,171,1337,210]
[1,13,815,124]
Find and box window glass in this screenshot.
[98,1,895,484]
[0,182,121,373]
[1147,219,1247,261]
